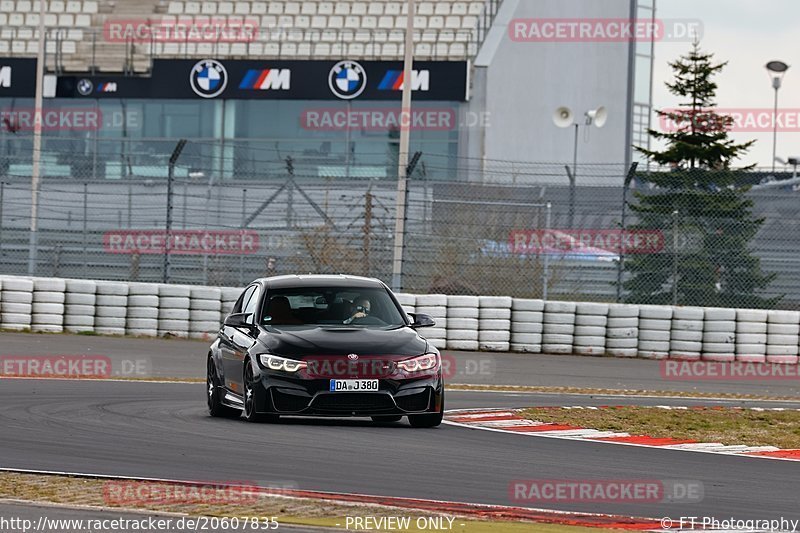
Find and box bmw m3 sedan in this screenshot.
[206,275,444,427]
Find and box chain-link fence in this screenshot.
[1,137,799,309]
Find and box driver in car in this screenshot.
[344,297,371,324]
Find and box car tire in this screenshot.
[242,363,265,422]
[371,415,403,423]
[207,359,239,419]
[242,362,279,423]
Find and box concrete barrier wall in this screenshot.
[1,275,798,363]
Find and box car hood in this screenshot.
[256,326,429,358]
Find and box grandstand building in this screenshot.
[0,0,655,182]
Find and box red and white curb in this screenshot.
[444,407,800,461]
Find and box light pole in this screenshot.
[27,0,46,275]
[391,0,415,291]
[766,60,789,175]
[553,106,607,227]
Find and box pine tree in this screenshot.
[624,42,779,308]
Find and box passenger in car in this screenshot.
[265,296,303,325]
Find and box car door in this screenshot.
[222,284,262,395]
[219,285,255,396]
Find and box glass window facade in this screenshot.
[0,97,462,181]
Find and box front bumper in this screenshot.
[254,373,444,416]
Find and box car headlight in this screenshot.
[397,353,439,372]
[259,354,307,373]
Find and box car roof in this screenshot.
[255,274,389,290]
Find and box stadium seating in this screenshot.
[3,0,489,72]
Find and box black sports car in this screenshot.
[207,275,444,427]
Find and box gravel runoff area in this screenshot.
[0,472,612,533]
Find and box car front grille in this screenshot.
[310,392,396,413]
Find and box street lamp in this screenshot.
[766,60,789,174]
[775,156,799,180]
[553,106,607,227]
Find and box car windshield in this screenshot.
[261,286,407,328]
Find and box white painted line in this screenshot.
[478,419,537,428]
[444,409,800,463]
[584,432,632,439]
[697,445,757,453]
[561,429,624,438]
[449,411,516,419]
[524,429,598,437]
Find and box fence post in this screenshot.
[287,179,293,228]
[565,164,576,229]
[239,188,246,286]
[616,162,638,303]
[672,209,679,306]
[363,190,372,276]
[164,139,186,284]
[543,202,551,300]
[391,151,421,291]
[83,182,88,277]
[0,181,4,262]
[127,181,132,227]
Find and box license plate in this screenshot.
[329,379,379,392]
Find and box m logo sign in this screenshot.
[0,66,11,88]
[239,69,291,90]
[378,70,430,92]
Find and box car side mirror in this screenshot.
[224,312,253,328]
[409,313,435,328]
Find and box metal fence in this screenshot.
[2,138,800,309]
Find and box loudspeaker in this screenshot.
[552,107,574,128]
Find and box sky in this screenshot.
[652,0,800,169]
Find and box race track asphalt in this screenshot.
[3,332,800,396]
[1,379,799,524]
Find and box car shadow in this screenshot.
[265,416,410,428]
[202,412,447,429]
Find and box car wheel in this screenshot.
[207,359,240,419]
[243,362,279,423]
[371,415,403,423]
[408,411,443,428]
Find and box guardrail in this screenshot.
[1,274,797,364]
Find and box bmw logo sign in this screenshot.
[77,78,93,96]
[328,60,367,100]
[190,59,228,99]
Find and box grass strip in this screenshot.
[448,383,800,401]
